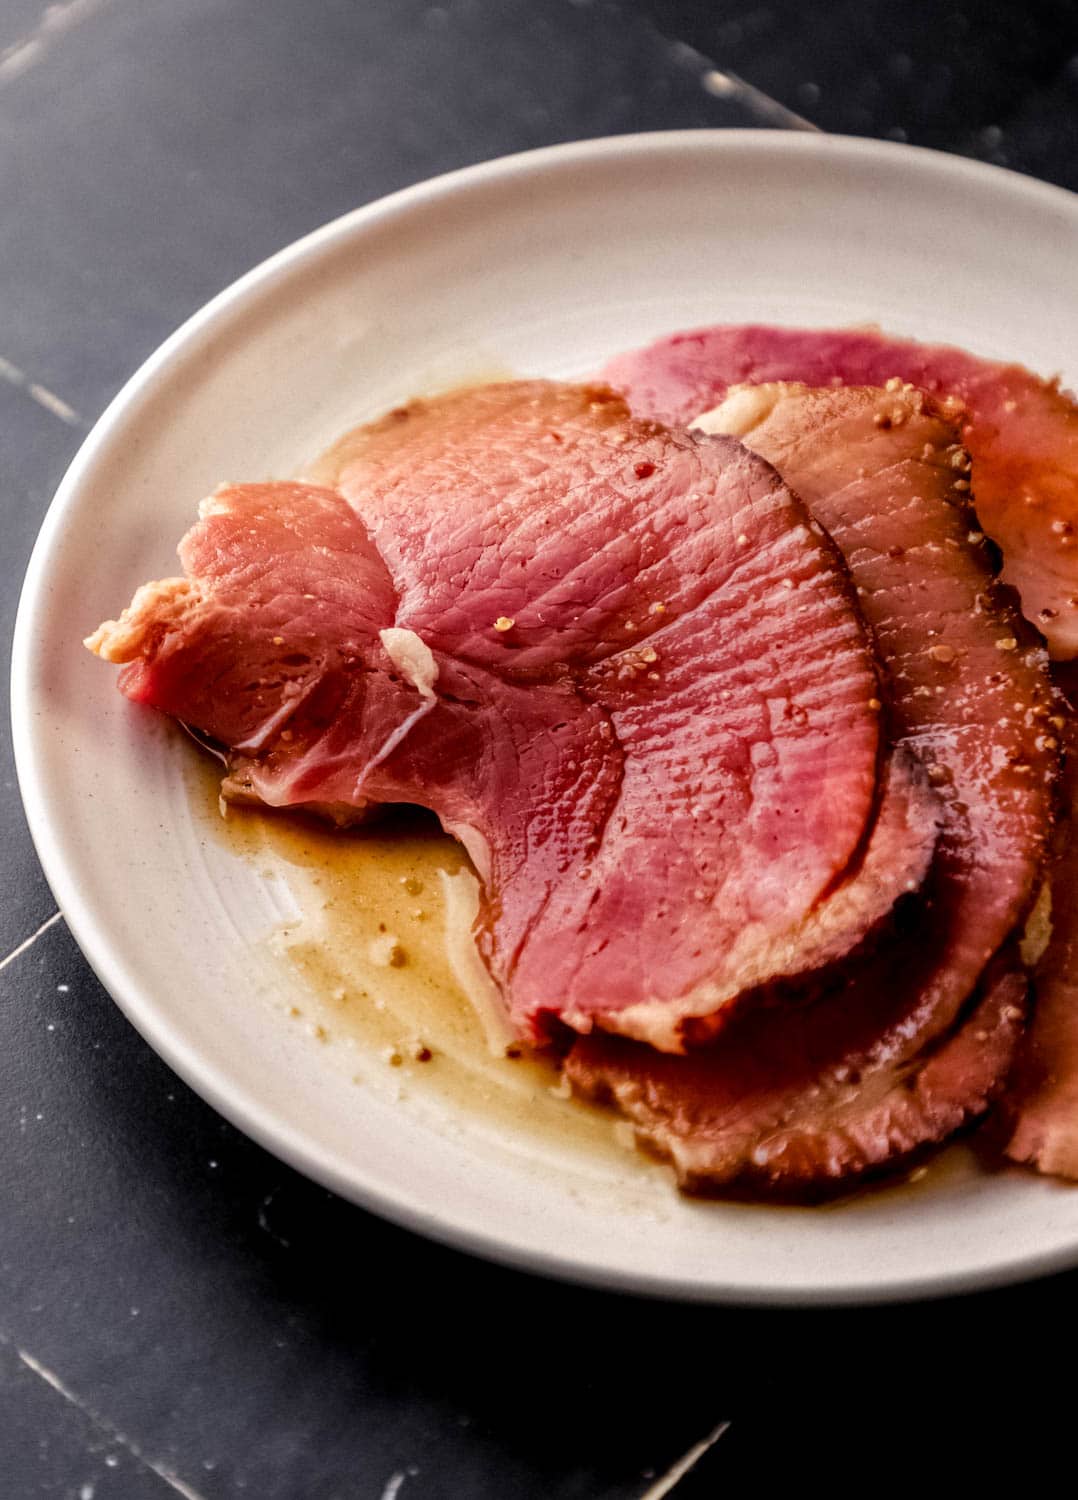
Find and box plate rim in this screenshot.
[12,128,1078,1307]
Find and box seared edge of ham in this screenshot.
[586,745,941,1049]
[566,951,1028,1197]
[1004,703,1078,1178]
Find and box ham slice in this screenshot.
[319,383,945,1046]
[567,951,1028,1196]
[569,381,1060,1189]
[1005,717,1078,1178]
[603,323,1078,657]
[673,745,939,1045]
[89,383,910,1052]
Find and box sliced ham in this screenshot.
[319,383,946,1047]
[567,950,1028,1196]
[685,383,1059,1044]
[603,323,1078,657]
[89,383,910,1052]
[675,746,939,1046]
[87,483,411,821]
[569,380,1060,1189]
[1005,720,1078,1178]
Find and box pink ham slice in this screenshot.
[1005,719,1078,1179]
[568,951,1028,1196]
[88,383,906,1052]
[603,323,1078,658]
[568,381,1060,1189]
[317,382,943,1046]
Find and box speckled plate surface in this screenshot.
[13,131,1078,1303]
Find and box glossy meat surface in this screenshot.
[569,381,1059,1187]
[90,384,891,1050]
[604,322,1078,656]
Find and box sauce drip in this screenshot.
[189,757,644,1181]
[185,752,983,1206]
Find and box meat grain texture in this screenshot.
[1005,712,1078,1177]
[91,383,912,1059]
[89,349,1075,1198]
[571,381,1059,1192]
[604,323,1078,657]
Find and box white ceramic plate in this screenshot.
[14,131,1078,1304]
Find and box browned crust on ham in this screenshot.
[567,950,1028,1200]
[1003,706,1078,1178]
[669,745,941,1047]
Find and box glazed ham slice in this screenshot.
[569,381,1060,1190]
[317,383,944,1046]
[89,383,914,1052]
[1005,725,1078,1178]
[568,952,1028,1195]
[603,323,1078,657]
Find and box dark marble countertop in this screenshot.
[3,2,1078,1492]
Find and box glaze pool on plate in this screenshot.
[13,131,1078,1302]
[193,760,640,1183]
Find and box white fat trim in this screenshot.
[563,958,761,1054]
[231,674,321,754]
[442,820,492,885]
[379,627,438,698]
[197,484,235,518]
[691,382,805,438]
[1020,880,1053,968]
[563,994,699,1054]
[355,629,439,790]
[438,867,516,1057]
[83,577,192,661]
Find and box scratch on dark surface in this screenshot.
[638,1420,731,1499]
[0,0,110,83]
[0,911,63,974]
[15,1348,208,1500]
[700,65,820,129]
[0,355,85,427]
[657,27,820,131]
[380,1473,407,1500]
[256,1189,293,1250]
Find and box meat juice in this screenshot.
[179,746,981,1207]
[184,753,641,1181]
